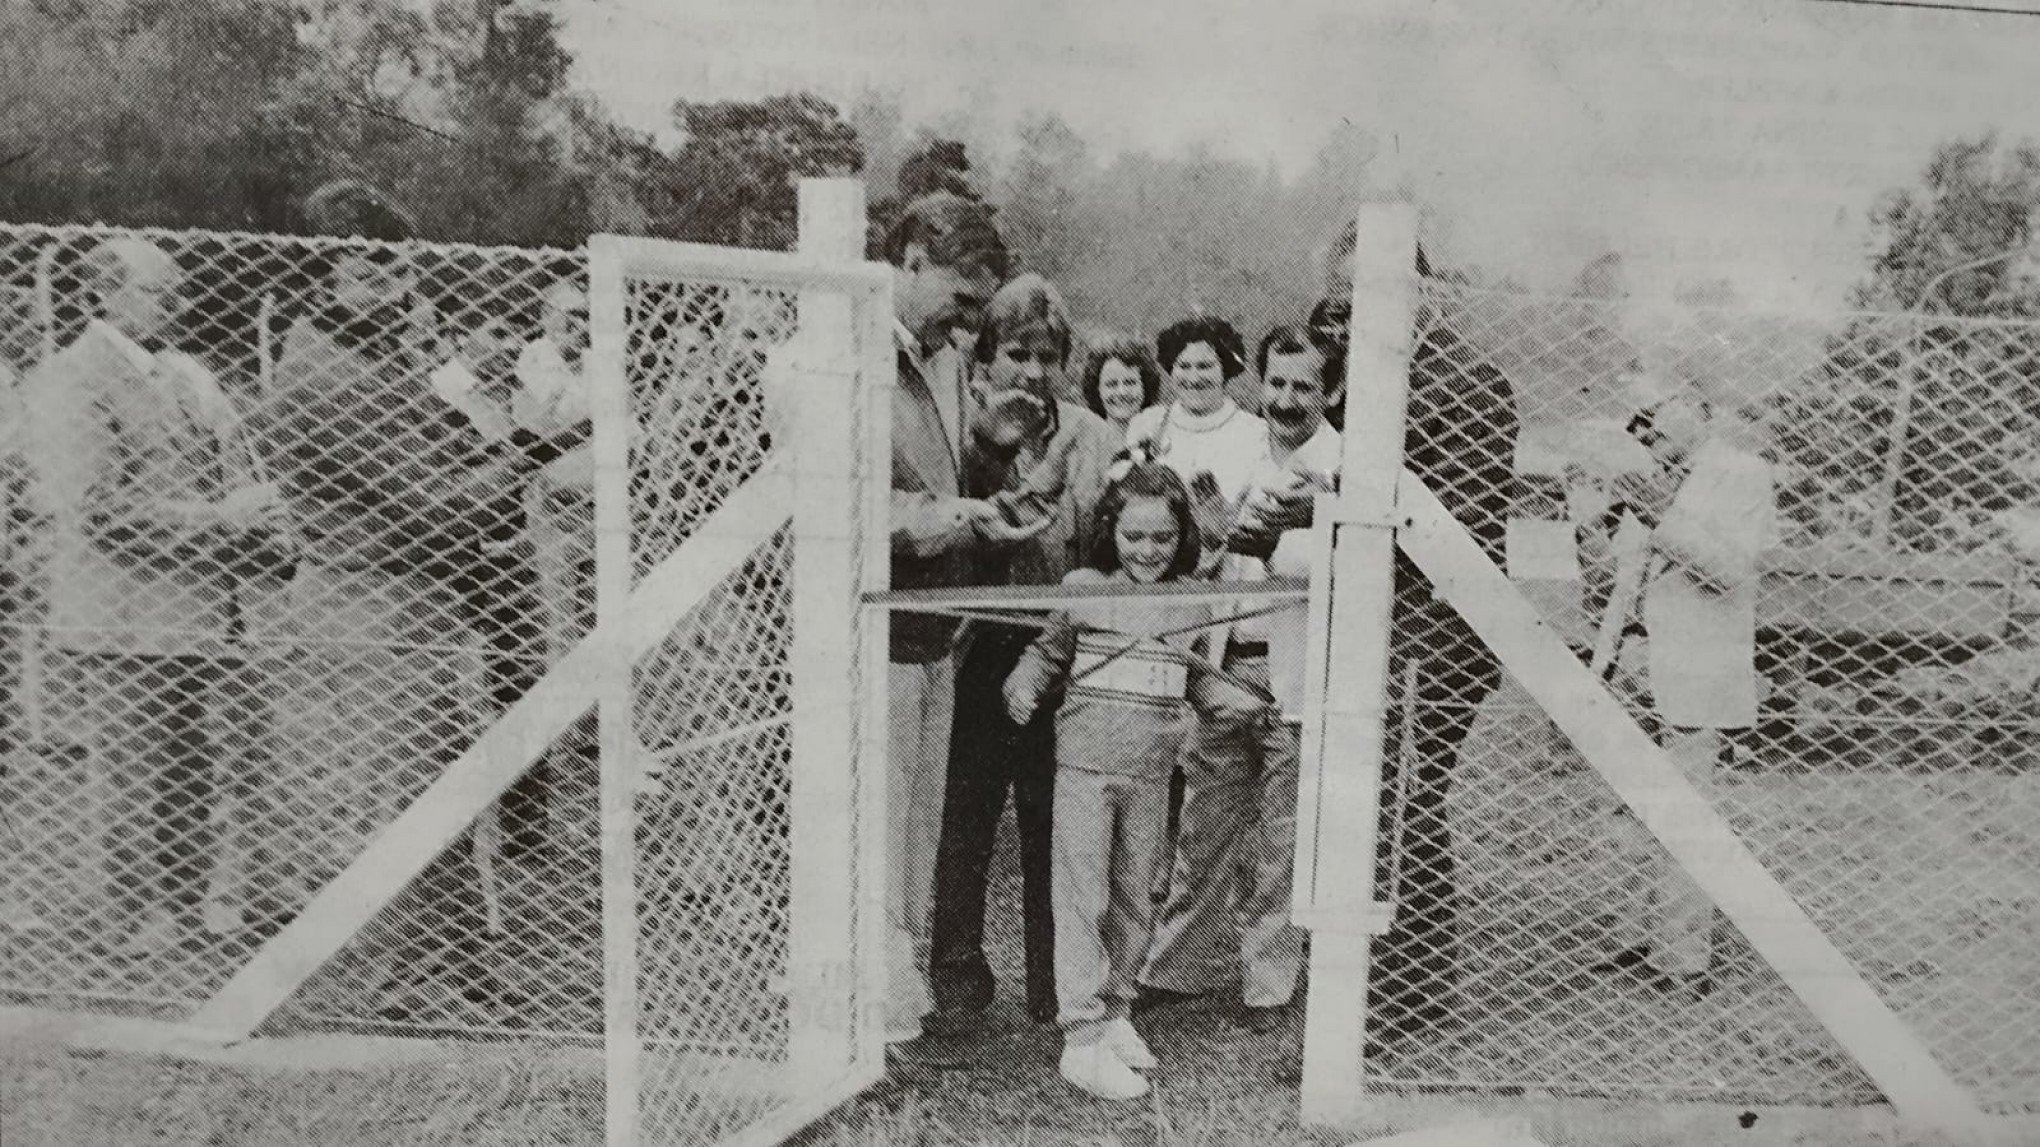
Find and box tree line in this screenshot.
[8,2,2040,554]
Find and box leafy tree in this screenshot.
[0,0,322,231]
[862,134,982,260]
[1000,114,1090,282]
[1853,135,2040,318]
[662,93,863,250]
[1773,136,2040,552]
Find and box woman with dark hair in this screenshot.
[1078,337,1162,438]
[1125,317,1264,521]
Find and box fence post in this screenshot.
[1295,202,1419,1125]
[586,234,640,1147]
[783,178,867,1085]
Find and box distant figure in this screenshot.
[513,282,596,837]
[261,184,530,1018]
[21,238,297,955]
[1589,378,1775,997]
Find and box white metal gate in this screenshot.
[1292,203,2019,1138]
[0,182,890,1146]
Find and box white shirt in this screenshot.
[1226,420,1344,644]
[89,320,239,439]
[512,336,587,431]
[428,357,516,444]
[1643,436,1776,729]
[514,336,592,491]
[1125,398,1268,506]
[896,322,965,458]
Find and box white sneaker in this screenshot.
[1104,1017,1156,1072]
[1060,1041,1150,1101]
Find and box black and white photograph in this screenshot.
[3,1,2039,1143]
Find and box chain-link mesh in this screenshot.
[0,224,592,1033]
[620,265,875,1142]
[0,223,881,1144]
[1356,277,2040,1112]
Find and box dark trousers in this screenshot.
[929,625,1057,1016]
[1367,643,1500,1035]
[451,554,547,846]
[74,653,257,925]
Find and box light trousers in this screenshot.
[1141,659,1305,1008]
[1608,727,1724,976]
[885,657,955,1039]
[1052,767,1168,1044]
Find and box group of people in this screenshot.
[876,188,1776,1102]
[2,182,594,1014]
[875,189,1507,1101]
[0,177,1778,1089]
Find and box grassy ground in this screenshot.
[5,681,2039,1144]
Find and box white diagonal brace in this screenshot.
[1394,469,1983,1130]
[186,460,794,1043]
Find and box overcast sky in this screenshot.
[560,0,2040,311]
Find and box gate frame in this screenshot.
[15,181,893,1147]
[1290,203,1988,1136]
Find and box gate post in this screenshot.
[783,179,868,1084]
[587,235,641,1147]
[1294,202,1419,1125]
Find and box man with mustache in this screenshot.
[1137,324,1341,1033]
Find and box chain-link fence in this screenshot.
[1350,276,2040,1113]
[0,221,887,1145]
[0,222,588,1032]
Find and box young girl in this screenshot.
[1002,461,1214,1101]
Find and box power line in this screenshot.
[1804,0,2040,17]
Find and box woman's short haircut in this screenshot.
[1155,316,1246,379]
[974,273,1073,366]
[1257,322,1343,395]
[883,191,1009,282]
[1079,335,1163,419]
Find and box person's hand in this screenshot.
[1002,677,1037,727]
[1563,461,1615,526]
[1189,471,1232,551]
[1610,468,1679,529]
[966,497,1053,544]
[1261,470,1333,534]
[216,482,290,534]
[970,385,1050,452]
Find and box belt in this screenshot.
[1227,640,1269,659]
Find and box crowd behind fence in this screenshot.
[1345,277,2040,1111]
[0,220,875,1145]
[1,219,2038,1128]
